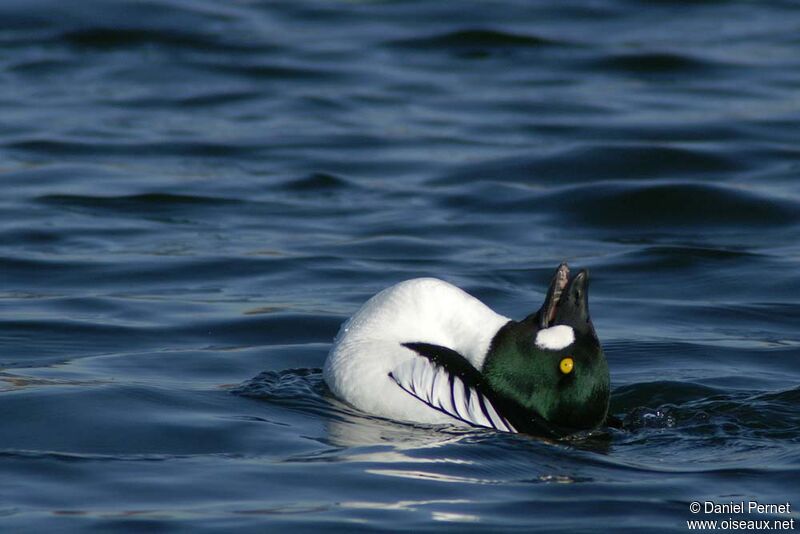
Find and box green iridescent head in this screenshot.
[482,264,610,434]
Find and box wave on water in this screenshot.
[232,369,800,464]
[1,0,799,530]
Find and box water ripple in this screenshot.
[1,0,799,530]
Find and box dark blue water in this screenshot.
[1,1,799,531]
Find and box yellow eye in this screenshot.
[559,357,574,375]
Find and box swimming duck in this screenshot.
[323,263,610,438]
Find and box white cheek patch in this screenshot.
[534,325,575,350]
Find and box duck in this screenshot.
[323,263,610,438]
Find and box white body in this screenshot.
[323,278,510,426]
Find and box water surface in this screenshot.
[1,0,799,531]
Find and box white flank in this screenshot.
[323,278,511,427]
[534,325,575,350]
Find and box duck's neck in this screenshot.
[481,319,555,418]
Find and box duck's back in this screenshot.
[323,278,510,425]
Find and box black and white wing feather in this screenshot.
[389,343,516,433]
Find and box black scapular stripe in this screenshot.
[390,346,504,430]
[399,342,563,438]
